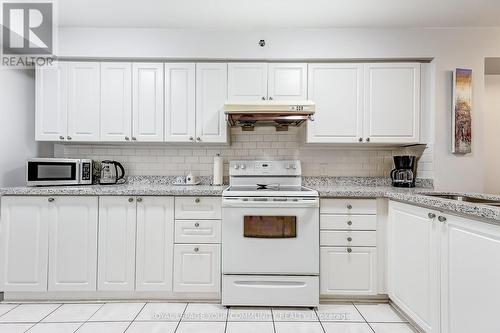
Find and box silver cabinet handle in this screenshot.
[347,248,352,253]
[67,136,72,140]
[196,137,201,142]
[195,198,200,203]
[125,136,130,141]
[428,213,436,219]
[195,222,200,227]
[438,216,447,223]
[262,96,266,100]
[347,237,352,242]
[347,204,352,210]
[269,96,273,100]
[128,198,134,203]
[194,247,199,252]
[358,137,363,142]
[189,136,194,141]
[59,135,65,140]
[132,137,137,141]
[48,198,55,202]
[137,198,142,203]
[366,137,370,142]
[347,220,352,226]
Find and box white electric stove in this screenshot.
[222,160,319,307]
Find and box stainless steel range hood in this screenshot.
[224,100,315,131]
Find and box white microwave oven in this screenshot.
[26,158,93,186]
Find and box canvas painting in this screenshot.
[452,68,472,154]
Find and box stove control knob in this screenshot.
[285,164,290,169]
[240,164,246,170]
[291,164,297,170]
[233,164,240,169]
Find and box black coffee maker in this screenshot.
[390,156,417,188]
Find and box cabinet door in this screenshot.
[136,197,174,291]
[132,63,164,142]
[268,63,307,100]
[364,63,420,143]
[100,62,132,142]
[35,63,68,141]
[67,62,101,141]
[228,63,268,101]
[388,201,439,333]
[441,215,500,333]
[98,196,136,291]
[196,63,228,143]
[0,196,49,292]
[173,244,220,293]
[320,247,377,295]
[307,64,364,143]
[48,196,98,291]
[165,63,196,142]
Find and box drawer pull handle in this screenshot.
[195,222,200,227]
[347,248,352,253]
[194,247,199,252]
[347,220,352,226]
[347,237,352,242]
[48,198,55,202]
[347,204,352,209]
[195,198,201,203]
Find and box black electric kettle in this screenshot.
[100,160,125,185]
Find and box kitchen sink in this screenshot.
[424,193,500,206]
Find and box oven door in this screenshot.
[26,159,80,186]
[222,197,319,275]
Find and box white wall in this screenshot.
[58,27,500,192]
[0,69,53,187]
[484,75,500,194]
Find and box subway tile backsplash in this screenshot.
[55,127,434,180]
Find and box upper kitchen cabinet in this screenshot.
[364,63,420,144]
[35,63,68,141]
[165,63,196,142]
[228,63,268,101]
[307,64,363,143]
[67,62,101,142]
[196,63,228,143]
[268,63,307,100]
[100,62,132,142]
[132,63,164,142]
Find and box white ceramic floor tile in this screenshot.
[316,304,365,322]
[274,321,324,333]
[370,323,416,333]
[135,302,186,322]
[176,321,226,333]
[273,308,318,321]
[226,321,274,333]
[42,304,103,322]
[28,322,82,333]
[0,323,34,333]
[228,307,272,321]
[76,321,130,333]
[182,303,227,322]
[89,303,145,322]
[0,304,61,323]
[125,321,177,333]
[0,304,19,317]
[354,304,406,323]
[323,322,374,333]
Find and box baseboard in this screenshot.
[389,300,425,333]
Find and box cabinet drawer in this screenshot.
[175,197,221,220]
[175,220,221,244]
[320,247,377,295]
[320,199,377,215]
[321,215,377,231]
[320,231,377,247]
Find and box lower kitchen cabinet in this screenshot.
[98,196,137,291]
[173,244,220,293]
[388,201,440,333]
[0,196,49,292]
[48,196,98,291]
[320,247,377,295]
[135,197,174,291]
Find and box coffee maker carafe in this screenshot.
[390,156,416,188]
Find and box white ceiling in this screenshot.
[58,0,500,29]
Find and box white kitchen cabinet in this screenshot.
[165,63,196,142]
[132,63,164,142]
[228,63,268,101]
[135,197,175,291]
[307,64,364,143]
[48,196,98,291]
[175,197,222,220]
[388,201,440,333]
[364,63,420,143]
[173,244,220,293]
[67,62,101,141]
[196,63,228,143]
[0,196,49,292]
[98,196,137,291]
[267,63,307,100]
[320,247,377,295]
[440,214,500,333]
[100,62,132,142]
[35,63,68,141]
